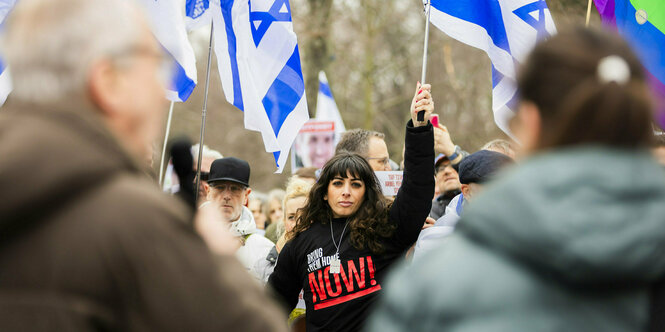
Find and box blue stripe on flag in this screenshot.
[262,45,305,136]
[171,60,196,101]
[319,81,333,98]
[431,0,511,53]
[220,0,244,110]
[614,1,665,84]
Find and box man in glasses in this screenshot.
[206,157,274,274]
[0,0,285,330]
[335,128,393,171]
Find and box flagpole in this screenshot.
[419,0,431,122]
[195,23,214,203]
[158,101,176,186]
[586,0,593,27]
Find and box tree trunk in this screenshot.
[303,0,334,118]
[363,1,376,130]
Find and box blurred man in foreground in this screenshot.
[0,0,285,330]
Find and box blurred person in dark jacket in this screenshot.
[0,0,286,331]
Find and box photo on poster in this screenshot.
[292,120,336,172]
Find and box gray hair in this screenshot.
[481,139,516,157]
[191,144,223,160]
[2,0,143,104]
[335,128,385,158]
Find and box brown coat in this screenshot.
[0,101,287,331]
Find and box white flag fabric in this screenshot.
[429,0,556,134]
[315,71,345,142]
[203,0,309,173]
[0,57,10,107]
[0,0,197,104]
[135,0,198,102]
[0,0,17,106]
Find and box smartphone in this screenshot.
[430,114,439,127]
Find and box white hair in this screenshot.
[1,0,143,104]
[191,144,223,160]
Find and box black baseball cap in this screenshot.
[459,150,513,184]
[207,157,250,187]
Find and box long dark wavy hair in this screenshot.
[289,152,395,254]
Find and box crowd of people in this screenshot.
[2,0,665,331]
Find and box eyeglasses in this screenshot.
[435,164,453,174]
[211,183,246,195]
[368,157,390,166]
[110,46,174,85]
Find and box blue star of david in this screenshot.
[249,0,292,47]
[513,0,549,40]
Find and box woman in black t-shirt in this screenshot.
[269,84,435,332]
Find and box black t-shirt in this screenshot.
[268,121,434,331]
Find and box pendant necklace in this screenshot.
[330,218,349,274]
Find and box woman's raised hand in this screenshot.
[410,82,433,127]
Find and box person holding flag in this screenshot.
[268,83,435,332]
[368,27,665,332]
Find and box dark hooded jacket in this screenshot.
[369,146,665,332]
[0,101,286,332]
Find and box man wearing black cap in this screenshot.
[205,157,274,275]
[414,150,514,260]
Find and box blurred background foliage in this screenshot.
[155,0,599,192]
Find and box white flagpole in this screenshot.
[158,101,175,186]
[419,0,431,121]
[194,23,214,203]
[586,0,593,27]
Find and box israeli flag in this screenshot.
[210,0,309,173]
[135,0,198,102]
[316,71,345,141]
[430,0,556,134]
[0,0,17,107]
[185,0,211,31]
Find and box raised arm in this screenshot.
[389,83,435,250]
